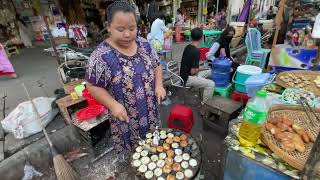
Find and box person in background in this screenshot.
[267,6,274,20]
[180,28,215,103]
[16,14,32,48]
[86,1,166,162]
[0,43,18,78]
[147,0,159,25]
[147,13,170,53]
[206,26,239,76]
[175,8,184,42]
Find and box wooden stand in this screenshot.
[55,95,86,124]
[202,96,242,136]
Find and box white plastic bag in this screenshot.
[1,97,58,139]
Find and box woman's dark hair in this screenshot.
[177,8,183,14]
[158,13,166,20]
[221,25,235,39]
[191,27,203,41]
[16,14,26,26]
[106,1,136,25]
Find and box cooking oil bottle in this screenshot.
[238,90,268,147]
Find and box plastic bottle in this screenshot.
[238,90,269,147]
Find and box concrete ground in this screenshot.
[0,43,227,179]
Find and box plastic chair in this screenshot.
[245,28,271,69]
[167,61,202,105]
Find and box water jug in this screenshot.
[212,56,232,87]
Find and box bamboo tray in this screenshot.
[276,70,320,96]
[261,105,320,171]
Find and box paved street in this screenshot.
[0,42,226,179]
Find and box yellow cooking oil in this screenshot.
[238,119,262,147]
[237,90,268,147]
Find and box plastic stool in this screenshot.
[5,45,19,57]
[232,91,250,105]
[169,105,194,133]
[214,83,233,97]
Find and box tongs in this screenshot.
[127,122,151,152]
[299,97,320,128]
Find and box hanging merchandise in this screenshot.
[69,25,88,48]
[312,13,320,39]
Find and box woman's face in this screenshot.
[226,31,235,42]
[107,12,137,48]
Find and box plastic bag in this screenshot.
[1,97,58,139]
[22,164,43,180]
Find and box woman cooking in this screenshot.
[85,1,166,161]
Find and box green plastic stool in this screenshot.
[214,83,233,98]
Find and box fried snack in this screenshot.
[301,132,310,143]
[166,174,175,180]
[165,157,173,165]
[277,122,290,132]
[292,134,306,152]
[163,143,171,150]
[173,136,181,142]
[167,149,174,157]
[166,138,173,144]
[292,125,311,143]
[150,147,157,153]
[180,134,187,141]
[280,140,295,152]
[266,123,276,131]
[163,165,172,174]
[268,117,278,125]
[292,124,302,131]
[266,123,279,135]
[172,163,182,172]
[157,146,164,153]
[275,132,294,142]
[307,131,316,142]
[281,116,293,127]
[180,140,188,147]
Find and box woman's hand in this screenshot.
[155,86,166,104]
[110,102,129,121]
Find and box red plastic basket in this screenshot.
[232,91,250,106]
[198,47,210,61]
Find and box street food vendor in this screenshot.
[85,1,166,162]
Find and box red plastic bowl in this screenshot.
[76,105,106,121]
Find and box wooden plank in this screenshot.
[272,0,286,48]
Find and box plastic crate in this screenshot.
[232,91,250,105]
[198,47,210,61]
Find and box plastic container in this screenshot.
[238,90,269,147]
[232,65,262,93]
[212,56,232,87]
[245,73,276,97]
[198,47,210,61]
[232,91,250,105]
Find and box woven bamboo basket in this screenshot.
[261,105,320,172]
[276,70,320,96]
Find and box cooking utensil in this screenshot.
[127,122,151,152]
[300,97,320,127]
